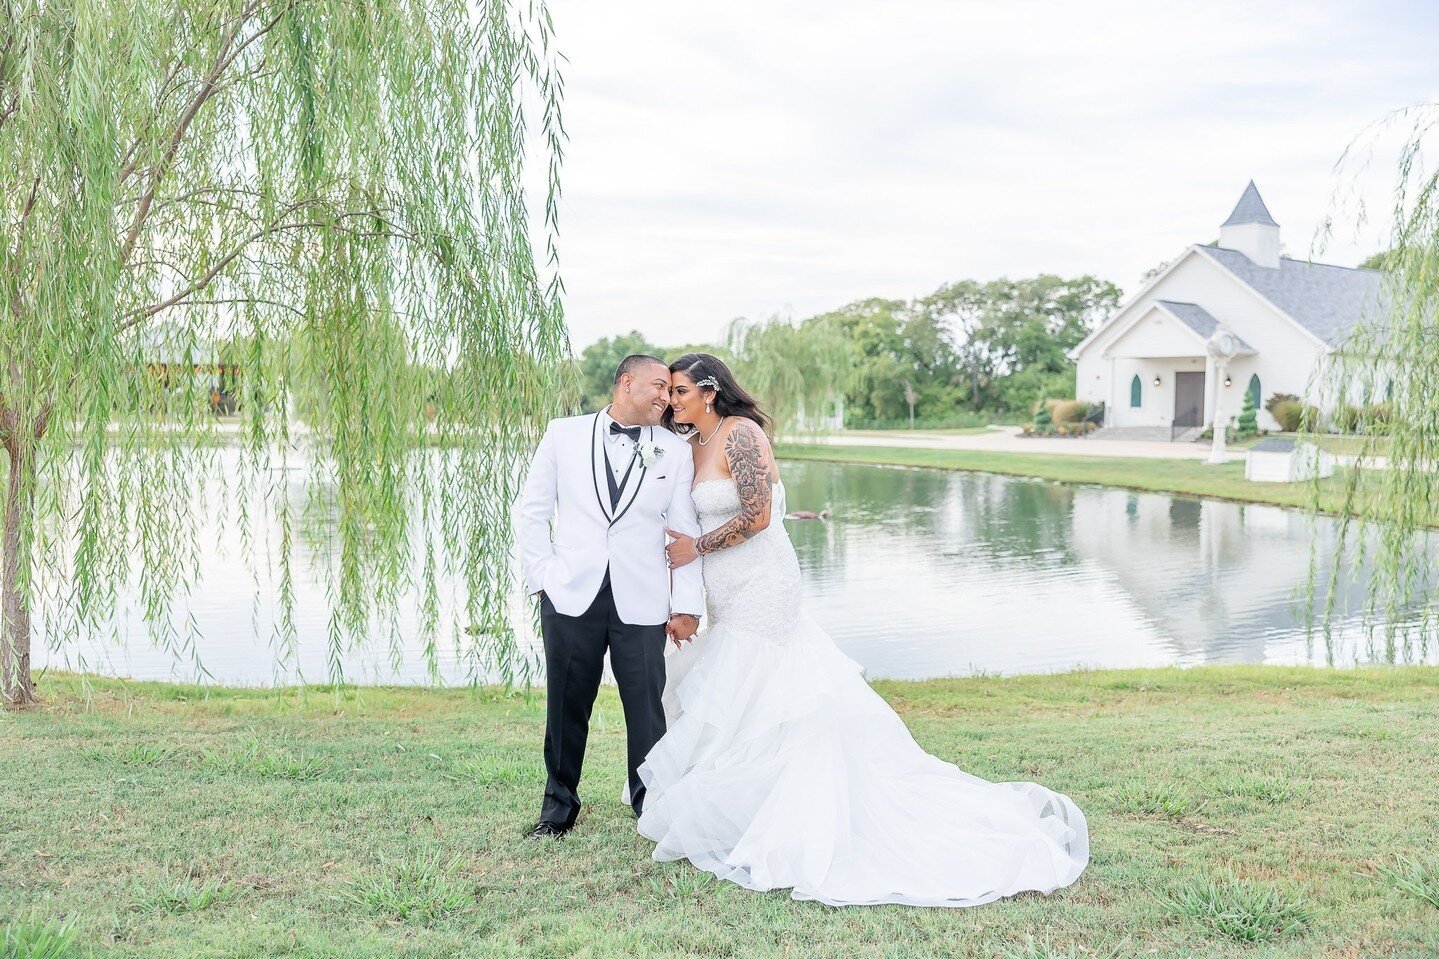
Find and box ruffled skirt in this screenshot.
[635,613,1089,908]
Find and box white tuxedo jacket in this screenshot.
[515,412,704,626]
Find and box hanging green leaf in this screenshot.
[0,0,567,704]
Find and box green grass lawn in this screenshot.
[2,667,1437,958]
[775,442,1427,525]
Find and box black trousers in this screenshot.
[539,571,668,826]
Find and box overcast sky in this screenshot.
[540,0,1438,349]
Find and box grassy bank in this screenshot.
[776,442,1421,522]
[2,667,1437,958]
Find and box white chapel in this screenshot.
[1069,182,1385,436]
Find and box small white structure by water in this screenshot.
[1069,182,1387,434]
[1244,437,1334,483]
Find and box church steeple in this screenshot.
[1218,181,1281,268]
[1222,181,1279,228]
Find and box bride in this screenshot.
[634,353,1089,908]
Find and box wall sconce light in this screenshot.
[1152,375,1161,387]
[1223,376,1232,387]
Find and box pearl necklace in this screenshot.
[696,416,727,446]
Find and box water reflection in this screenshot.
[783,462,1437,678]
[36,454,1437,686]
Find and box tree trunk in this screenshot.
[2,434,38,707]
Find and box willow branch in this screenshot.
[217,2,293,74]
[118,2,300,260]
[10,175,40,268]
[118,7,253,264]
[0,31,17,129]
[117,59,188,186]
[147,184,266,217]
[161,296,308,320]
[116,203,409,332]
[119,223,309,331]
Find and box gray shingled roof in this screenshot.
[1154,300,1255,352]
[1196,245,1386,347]
[1221,181,1279,228]
[1250,437,1296,454]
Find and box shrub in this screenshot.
[1047,399,1090,424]
[1271,400,1301,432]
[1271,399,1321,433]
[1235,390,1258,437]
[1265,392,1300,417]
[1032,400,1053,434]
[1364,402,1394,435]
[1332,403,1363,433]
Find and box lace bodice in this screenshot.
[691,479,802,633]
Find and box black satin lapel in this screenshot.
[590,413,613,522]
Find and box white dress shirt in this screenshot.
[600,407,641,484]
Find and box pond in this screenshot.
[35,455,1437,686]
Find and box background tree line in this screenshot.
[573,274,1121,430]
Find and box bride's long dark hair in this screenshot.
[662,353,772,435]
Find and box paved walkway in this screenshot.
[788,427,1390,470]
[789,426,1220,460]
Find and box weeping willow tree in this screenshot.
[1307,104,1439,665]
[726,316,855,434]
[0,1,567,705]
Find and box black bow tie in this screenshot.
[609,422,641,443]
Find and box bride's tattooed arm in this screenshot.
[696,424,774,556]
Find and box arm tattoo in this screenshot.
[695,425,773,556]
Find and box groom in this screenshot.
[515,354,703,838]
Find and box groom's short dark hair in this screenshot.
[614,353,666,386]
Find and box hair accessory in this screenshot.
[693,376,720,392]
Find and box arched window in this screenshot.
[1247,374,1261,410]
[1129,374,1142,407]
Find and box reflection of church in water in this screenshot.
[784,461,1420,674]
[1065,487,1359,664]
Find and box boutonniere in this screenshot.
[636,441,665,468]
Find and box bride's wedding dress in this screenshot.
[635,479,1089,908]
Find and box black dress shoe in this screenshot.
[526,820,571,840]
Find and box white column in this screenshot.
[1107,355,1116,426]
[1207,359,1229,464]
[1202,354,1216,429]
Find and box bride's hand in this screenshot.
[666,613,699,647]
[665,527,699,568]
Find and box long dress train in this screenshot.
[635,479,1089,908]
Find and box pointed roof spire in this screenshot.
[1221,181,1279,228]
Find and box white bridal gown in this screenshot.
[635,479,1089,908]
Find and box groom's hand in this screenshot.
[665,527,699,568]
[666,613,699,647]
